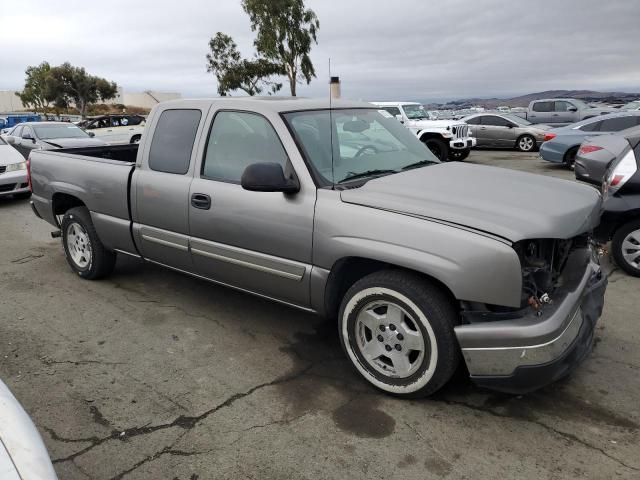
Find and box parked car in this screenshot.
[0,379,58,479]
[80,114,146,144]
[372,102,476,161]
[29,98,606,398]
[0,136,30,199]
[512,98,614,126]
[539,112,640,167]
[462,113,552,152]
[5,122,107,159]
[574,125,640,185]
[595,128,640,276]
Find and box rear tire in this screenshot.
[564,146,579,168]
[61,207,116,280]
[611,219,640,277]
[516,134,536,152]
[338,270,460,398]
[130,135,141,144]
[423,138,449,162]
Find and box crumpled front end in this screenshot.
[455,240,607,394]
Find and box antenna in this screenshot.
[329,58,335,187]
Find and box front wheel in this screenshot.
[516,134,536,152]
[448,148,470,161]
[423,138,449,162]
[339,270,460,398]
[61,207,116,279]
[612,220,640,277]
[130,135,141,144]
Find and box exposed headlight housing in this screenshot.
[5,161,26,172]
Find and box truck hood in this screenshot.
[340,163,602,242]
[40,137,107,149]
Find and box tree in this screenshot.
[45,63,118,118]
[206,32,283,96]
[16,62,52,113]
[241,0,319,96]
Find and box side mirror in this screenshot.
[507,124,515,128]
[88,131,95,137]
[567,106,578,112]
[241,162,299,193]
[395,114,404,123]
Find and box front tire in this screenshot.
[61,207,116,279]
[612,220,640,277]
[448,148,470,161]
[423,138,449,162]
[339,270,460,398]
[130,135,141,144]
[516,134,536,152]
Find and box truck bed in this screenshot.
[30,144,139,255]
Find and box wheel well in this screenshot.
[419,132,445,142]
[324,257,457,320]
[130,134,141,142]
[563,145,579,161]
[52,193,86,221]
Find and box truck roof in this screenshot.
[158,97,370,113]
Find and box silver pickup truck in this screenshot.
[29,98,607,398]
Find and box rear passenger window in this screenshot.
[599,116,639,132]
[532,102,553,112]
[202,111,288,183]
[148,109,201,174]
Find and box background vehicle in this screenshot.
[0,136,30,199]
[0,379,58,480]
[574,125,640,184]
[80,114,146,144]
[620,100,640,111]
[595,128,640,276]
[0,113,41,131]
[5,122,107,159]
[29,98,605,398]
[372,101,476,161]
[539,111,640,167]
[512,98,614,126]
[462,113,551,152]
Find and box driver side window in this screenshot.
[202,111,289,183]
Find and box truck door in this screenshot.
[554,101,578,125]
[529,101,554,124]
[132,107,205,271]
[188,109,315,308]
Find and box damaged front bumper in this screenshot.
[454,248,607,394]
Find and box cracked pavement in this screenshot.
[1,150,639,479]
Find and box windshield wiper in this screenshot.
[401,159,439,171]
[338,169,397,184]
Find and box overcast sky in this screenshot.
[1,0,638,102]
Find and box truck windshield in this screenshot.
[402,104,430,120]
[34,124,90,140]
[284,109,438,185]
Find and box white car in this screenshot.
[0,379,57,479]
[372,101,476,161]
[0,136,30,199]
[82,114,146,144]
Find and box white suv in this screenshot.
[81,114,146,144]
[372,102,476,161]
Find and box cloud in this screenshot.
[0,0,637,102]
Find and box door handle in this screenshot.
[191,193,211,210]
[552,114,559,116]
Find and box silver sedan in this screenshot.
[462,113,551,152]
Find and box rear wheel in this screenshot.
[516,134,536,152]
[564,146,579,168]
[61,207,116,279]
[339,270,460,398]
[612,220,640,277]
[130,135,141,144]
[423,138,449,162]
